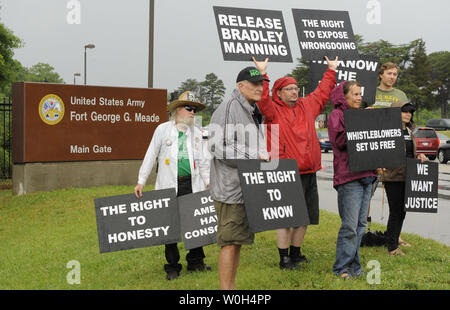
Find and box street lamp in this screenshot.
[84,44,95,85]
[73,73,80,84]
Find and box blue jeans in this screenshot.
[333,179,372,277]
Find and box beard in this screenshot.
[176,115,194,127]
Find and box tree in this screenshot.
[428,51,450,118]
[0,15,23,96]
[173,74,226,126]
[199,73,225,114]
[26,62,64,83]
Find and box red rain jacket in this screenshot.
[257,69,336,174]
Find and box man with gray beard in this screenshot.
[134,91,211,281]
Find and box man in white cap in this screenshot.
[134,91,211,281]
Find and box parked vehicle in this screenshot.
[425,118,450,131]
[438,139,450,164]
[316,131,332,153]
[413,127,439,160]
[437,133,449,147]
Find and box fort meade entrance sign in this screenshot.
[12,82,167,195]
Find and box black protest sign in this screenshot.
[344,108,405,172]
[404,158,438,213]
[292,9,358,60]
[237,159,310,233]
[94,189,180,253]
[178,190,217,250]
[308,54,380,105]
[213,6,292,62]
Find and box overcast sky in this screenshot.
[1,0,449,99]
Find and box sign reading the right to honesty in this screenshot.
[344,108,405,172]
[405,159,438,213]
[94,189,180,253]
[292,9,358,60]
[213,6,292,62]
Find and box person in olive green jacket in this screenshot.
[381,101,427,256]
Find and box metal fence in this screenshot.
[1,97,12,179]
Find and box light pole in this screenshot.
[148,0,154,88]
[84,44,95,85]
[73,73,80,84]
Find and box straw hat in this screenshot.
[167,91,206,113]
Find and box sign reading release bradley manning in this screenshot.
[12,82,167,163]
[292,9,358,60]
[237,159,309,233]
[213,6,292,62]
[94,189,180,253]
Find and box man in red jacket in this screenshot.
[253,56,338,269]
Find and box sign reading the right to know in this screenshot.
[405,159,438,213]
[237,159,310,233]
[213,6,292,62]
[344,108,405,172]
[292,9,358,60]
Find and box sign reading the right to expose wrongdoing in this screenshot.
[237,159,310,233]
[213,6,292,62]
[344,108,405,172]
[292,9,359,60]
[404,159,438,213]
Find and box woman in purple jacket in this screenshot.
[327,81,378,279]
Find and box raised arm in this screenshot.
[253,57,276,121]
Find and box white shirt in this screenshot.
[137,120,210,193]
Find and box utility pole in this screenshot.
[148,0,154,88]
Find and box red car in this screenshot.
[413,127,439,160]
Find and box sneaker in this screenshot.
[279,256,301,270]
[388,248,405,256]
[291,254,309,264]
[166,270,180,281]
[187,263,212,272]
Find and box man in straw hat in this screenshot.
[208,66,270,290]
[134,91,211,281]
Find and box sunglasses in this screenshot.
[184,105,197,113]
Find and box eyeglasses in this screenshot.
[282,87,299,92]
[184,105,197,113]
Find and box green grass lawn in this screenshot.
[0,185,448,290]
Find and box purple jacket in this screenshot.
[327,82,377,188]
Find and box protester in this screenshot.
[134,91,211,280]
[373,62,408,108]
[253,56,337,269]
[208,67,269,290]
[371,61,409,246]
[327,81,378,279]
[381,101,427,256]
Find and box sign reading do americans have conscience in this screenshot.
[213,6,292,62]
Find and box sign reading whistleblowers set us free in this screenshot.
[405,159,438,213]
[344,108,405,172]
[213,6,292,62]
[237,159,310,233]
[12,82,166,163]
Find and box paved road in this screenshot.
[317,153,450,246]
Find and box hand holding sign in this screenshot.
[252,56,269,75]
[324,56,338,71]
